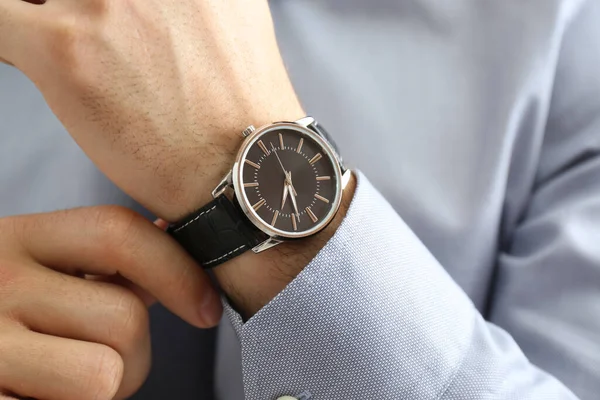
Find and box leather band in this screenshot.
[167,195,266,268]
[309,121,347,173]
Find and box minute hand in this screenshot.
[271,142,288,175]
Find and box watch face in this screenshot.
[234,123,343,238]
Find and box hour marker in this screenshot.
[271,210,279,226]
[309,153,322,165]
[306,207,318,223]
[257,140,269,155]
[291,214,297,231]
[244,182,259,188]
[316,176,331,181]
[252,199,266,211]
[279,133,284,149]
[296,138,304,153]
[315,194,330,204]
[245,159,260,169]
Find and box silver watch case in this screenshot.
[211,117,352,254]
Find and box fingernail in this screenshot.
[200,290,223,327]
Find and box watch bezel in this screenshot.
[232,122,344,240]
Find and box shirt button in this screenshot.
[276,397,298,400]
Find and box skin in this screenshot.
[0,207,221,400]
[0,0,356,397]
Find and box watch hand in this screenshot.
[271,142,288,177]
[281,181,289,210]
[289,186,300,221]
[287,171,298,197]
[270,143,298,196]
[270,142,297,217]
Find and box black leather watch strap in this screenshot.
[167,195,266,268]
[309,120,347,172]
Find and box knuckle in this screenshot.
[0,259,20,290]
[84,345,124,400]
[44,14,99,87]
[87,0,116,18]
[0,262,29,317]
[108,289,149,347]
[94,206,141,250]
[48,15,84,65]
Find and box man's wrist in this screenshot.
[213,173,356,319]
[148,95,353,319]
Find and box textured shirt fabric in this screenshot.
[220,172,580,399]
[216,1,600,399]
[0,0,599,399]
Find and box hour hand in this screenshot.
[281,182,289,210]
[286,171,298,197]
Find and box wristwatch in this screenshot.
[167,117,352,268]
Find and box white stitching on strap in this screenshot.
[204,245,246,266]
[172,205,217,233]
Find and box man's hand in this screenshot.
[0,0,304,222]
[0,0,354,318]
[0,207,221,400]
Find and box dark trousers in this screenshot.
[129,304,217,400]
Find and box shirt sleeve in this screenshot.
[488,1,600,398]
[223,171,579,400]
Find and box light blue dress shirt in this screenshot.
[1,0,598,399]
[215,1,600,398]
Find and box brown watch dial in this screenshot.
[240,126,340,237]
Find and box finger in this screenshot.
[154,218,169,230]
[9,265,151,397]
[11,206,222,328]
[87,272,157,307]
[0,0,41,65]
[0,328,124,400]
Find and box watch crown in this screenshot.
[242,125,256,137]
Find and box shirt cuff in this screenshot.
[221,170,475,399]
[221,170,363,336]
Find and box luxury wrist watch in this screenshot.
[167,117,352,268]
